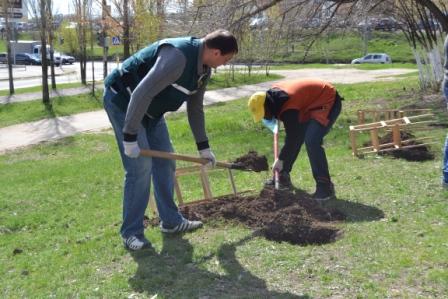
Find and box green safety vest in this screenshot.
[104,37,203,118]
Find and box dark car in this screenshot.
[14,53,41,65]
[0,52,7,64]
[374,18,398,31]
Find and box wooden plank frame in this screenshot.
[148,165,243,216]
[357,108,431,124]
[349,113,435,157]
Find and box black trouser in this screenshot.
[282,93,342,184]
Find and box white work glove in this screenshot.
[123,141,140,158]
[272,159,283,173]
[199,148,216,168]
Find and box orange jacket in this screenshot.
[273,78,336,126]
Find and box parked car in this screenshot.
[29,54,42,65]
[374,18,398,31]
[14,53,41,65]
[52,54,62,66]
[59,53,75,64]
[351,53,392,64]
[0,52,8,63]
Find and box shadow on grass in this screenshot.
[129,233,309,298]
[320,198,385,222]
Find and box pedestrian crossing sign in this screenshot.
[112,36,120,46]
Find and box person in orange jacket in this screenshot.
[248,78,343,201]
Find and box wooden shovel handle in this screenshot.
[139,149,233,169]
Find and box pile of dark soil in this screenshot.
[180,187,345,245]
[379,131,434,161]
[231,150,269,172]
[364,131,434,161]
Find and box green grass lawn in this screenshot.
[1,75,447,297]
[0,71,282,128]
[0,92,104,128]
[276,31,414,64]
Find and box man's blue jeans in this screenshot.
[282,96,342,184]
[443,81,448,184]
[103,88,183,238]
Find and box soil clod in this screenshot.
[231,150,269,172]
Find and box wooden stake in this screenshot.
[228,169,237,195]
[371,128,380,152]
[392,124,401,148]
[200,167,213,200]
[349,128,358,156]
[174,176,183,205]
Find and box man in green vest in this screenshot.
[103,29,238,251]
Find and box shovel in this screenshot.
[139,149,255,171]
[262,118,279,189]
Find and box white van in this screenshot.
[32,45,61,66]
[351,53,392,64]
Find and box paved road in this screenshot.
[0,68,416,154]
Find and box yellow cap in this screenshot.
[248,92,266,122]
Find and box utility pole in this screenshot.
[102,0,108,78]
[3,0,14,94]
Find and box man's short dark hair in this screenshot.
[204,29,238,55]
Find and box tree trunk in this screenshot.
[40,0,50,106]
[3,0,14,95]
[415,0,448,33]
[156,0,165,38]
[123,0,130,59]
[102,0,108,78]
[90,10,95,95]
[47,0,57,90]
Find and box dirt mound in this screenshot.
[379,131,434,161]
[179,187,345,245]
[364,131,434,162]
[231,151,269,172]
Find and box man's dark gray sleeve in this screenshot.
[123,46,186,141]
[187,72,210,150]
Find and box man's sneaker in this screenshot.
[160,219,203,234]
[313,182,336,201]
[265,172,293,189]
[123,235,151,251]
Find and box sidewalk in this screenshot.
[0,64,76,82]
[0,68,416,154]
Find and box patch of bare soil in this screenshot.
[402,93,446,110]
[363,131,434,162]
[179,187,345,245]
[231,150,269,172]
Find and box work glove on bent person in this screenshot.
[123,141,141,158]
[272,159,283,173]
[199,148,216,168]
